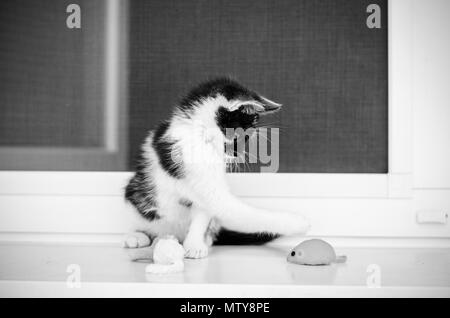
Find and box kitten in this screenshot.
[124,78,310,259]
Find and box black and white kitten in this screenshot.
[124,78,310,259]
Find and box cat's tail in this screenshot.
[213,229,280,245]
[210,193,310,236]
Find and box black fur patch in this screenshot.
[214,229,280,245]
[178,77,260,114]
[125,164,160,221]
[215,106,259,135]
[152,121,184,179]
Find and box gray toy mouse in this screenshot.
[287,239,347,266]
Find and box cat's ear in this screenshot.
[230,101,264,113]
[258,96,282,114]
[230,97,282,114]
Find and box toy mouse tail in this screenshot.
[335,255,347,263]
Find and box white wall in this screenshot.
[412,0,450,226]
[413,0,450,189]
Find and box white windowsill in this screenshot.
[0,241,448,298]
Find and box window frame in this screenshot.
[2,0,438,240]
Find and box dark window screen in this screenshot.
[129,0,388,173]
[0,0,106,148]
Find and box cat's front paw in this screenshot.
[183,240,209,259]
[123,232,151,248]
